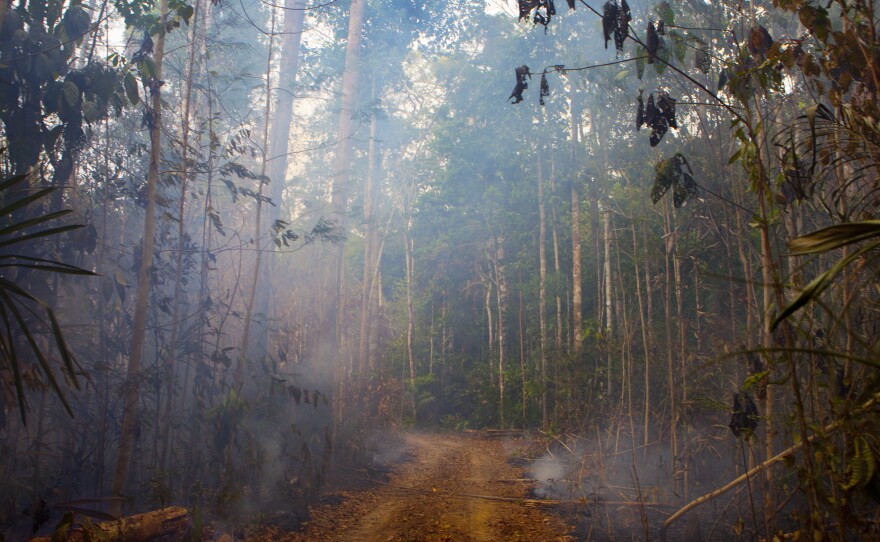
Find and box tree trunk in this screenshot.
[571,181,582,353]
[31,507,191,542]
[568,89,583,354]
[537,149,549,430]
[237,9,277,386]
[253,0,307,362]
[632,220,651,449]
[111,0,168,514]
[329,0,367,359]
[403,230,416,418]
[160,0,202,474]
[358,96,380,383]
[603,208,613,397]
[492,236,508,428]
[662,198,678,500]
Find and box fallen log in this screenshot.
[30,506,191,542]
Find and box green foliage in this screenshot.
[772,221,880,329]
[0,172,94,424]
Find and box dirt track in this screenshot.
[278,432,572,542]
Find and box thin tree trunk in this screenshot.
[253,0,307,360]
[549,160,563,355]
[111,0,168,514]
[160,0,202,473]
[237,9,277,386]
[662,198,678,501]
[571,180,582,353]
[358,98,380,381]
[632,220,651,449]
[519,290,526,428]
[569,87,583,353]
[603,208,613,397]
[537,150,549,430]
[493,237,507,429]
[403,230,416,418]
[329,0,367,360]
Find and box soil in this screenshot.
[255,432,573,542]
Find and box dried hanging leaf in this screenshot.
[695,42,711,73]
[615,0,631,51]
[645,92,672,145]
[656,19,665,35]
[651,154,677,203]
[645,93,657,126]
[602,1,619,50]
[518,0,539,21]
[649,117,669,146]
[718,68,728,90]
[652,153,697,205]
[729,391,759,438]
[748,25,773,58]
[647,21,659,63]
[636,90,645,130]
[539,72,550,105]
[567,0,575,8]
[508,65,531,104]
[656,91,677,129]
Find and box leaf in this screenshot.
[635,90,645,130]
[771,242,876,329]
[508,65,531,104]
[670,30,686,63]
[748,26,773,58]
[635,48,646,79]
[787,220,880,255]
[655,1,674,26]
[539,72,549,105]
[798,4,830,42]
[646,21,659,63]
[63,80,80,106]
[124,72,139,105]
[81,100,99,122]
[602,1,618,50]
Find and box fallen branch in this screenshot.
[454,493,671,508]
[663,392,880,528]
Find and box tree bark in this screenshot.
[111,0,168,514]
[253,0,307,361]
[329,0,367,360]
[492,235,508,428]
[537,149,549,430]
[31,507,191,542]
[160,0,202,473]
[237,9,277,386]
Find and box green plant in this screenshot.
[0,171,94,424]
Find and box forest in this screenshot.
[0,0,878,539]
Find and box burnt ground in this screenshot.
[250,432,574,542]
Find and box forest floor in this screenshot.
[253,432,574,542]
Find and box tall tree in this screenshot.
[111,0,169,513]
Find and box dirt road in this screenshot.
[279,432,572,542]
